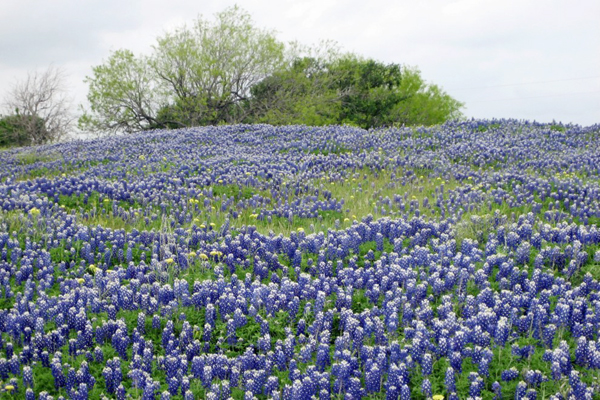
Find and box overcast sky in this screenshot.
[1,0,598,132]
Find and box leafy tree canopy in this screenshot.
[249,55,464,129]
[80,6,464,134]
[81,6,285,134]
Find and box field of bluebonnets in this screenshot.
[1,119,600,400]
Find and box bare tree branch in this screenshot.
[3,65,73,145]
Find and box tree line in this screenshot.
[1,6,464,146]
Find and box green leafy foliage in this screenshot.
[80,7,464,134]
[0,114,47,147]
[81,6,285,133]
[392,66,465,126]
[248,57,342,126]
[247,56,465,128]
[330,56,405,128]
[79,49,162,134]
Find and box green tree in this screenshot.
[329,56,406,128]
[392,66,464,126]
[152,5,285,126]
[79,49,165,134]
[0,114,47,147]
[247,56,464,128]
[248,57,342,126]
[80,6,463,133]
[81,6,285,133]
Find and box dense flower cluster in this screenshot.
[0,120,599,399]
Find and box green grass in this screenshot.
[549,124,566,132]
[212,183,267,201]
[477,123,501,132]
[14,151,60,165]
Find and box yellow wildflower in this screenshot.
[199,253,209,260]
[139,155,145,161]
[77,278,85,285]
[433,396,444,400]
[29,207,40,216]
[5,385,14,391]
[165,258,174,264]
[188,252,196,257]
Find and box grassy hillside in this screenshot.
[0,120,599,399]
